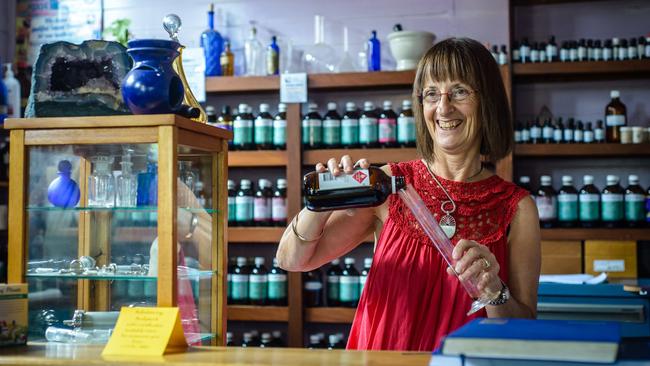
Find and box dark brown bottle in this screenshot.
[303,270,323,307]
[625,175,646,227]
[579,175,600,228]
[535,175,557,228]
[605,90,627,143]
[601,175,624,228]
[303,167,406,212]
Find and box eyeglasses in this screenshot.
[418,86,478,106]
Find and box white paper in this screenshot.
[539,272,607,285]
[280,73,307,103]
[181,47,206,103]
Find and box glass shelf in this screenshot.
[26,206,217,214]
[26,270,216,281]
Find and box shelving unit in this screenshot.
[515,143,650,157]
[513,60,650,81]
[228,306,289,322]
[228,150,287,167]
[303,148,418,165]
[228,227,285,243]
[305,308,356,324]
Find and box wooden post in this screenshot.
[214,140,229,345]
[7,130,26,284]
[157,126,178,306]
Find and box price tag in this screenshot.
[280,73,307,103]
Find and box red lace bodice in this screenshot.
[346,159,529,351]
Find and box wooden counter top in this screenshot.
[0,344,431,366]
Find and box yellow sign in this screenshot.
[102,307,187,357]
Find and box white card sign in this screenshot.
[181,47,206,103]
[280,73,308,103]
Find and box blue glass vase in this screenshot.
[47,160,80,208]
[200,6,224,76]
[121,39,184,114]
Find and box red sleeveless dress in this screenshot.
[346,160,529,351]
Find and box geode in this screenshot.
[25,40,132,117]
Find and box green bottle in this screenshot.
[322,102,341,148]
[601,175,624,228]
[579,175,600,228]
[625,174,646,227]
[557,175,578,227]
[249,257,268,305]
[302,103,322,149]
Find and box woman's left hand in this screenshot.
[447,239,502,296]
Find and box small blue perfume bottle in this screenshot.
[266,36,280,75]
[367,30,381,72]
[200,3,224,76]
[47,160,80,208]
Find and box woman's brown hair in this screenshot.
[412,37,512,163]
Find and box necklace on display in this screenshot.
[423,160,483,239]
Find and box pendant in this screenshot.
[439,214,456,239]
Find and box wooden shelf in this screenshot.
[206,75,279,93]
[303,148,418,165]
[541,228,650,241]
[228,227,284,243]
[0,181,8,187]
[515,143,650,157]
[229,150,287,167]
[513,60,650,81]
[305,307,356,324]
[227,305,289,322]
[308,71,415,91]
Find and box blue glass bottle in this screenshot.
[200,4,224,76]
[47,160,80,208]
[367,30,381,72]
[137,161,158,206]
[266,36,280,76]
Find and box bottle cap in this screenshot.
[236,257,247,266]
[345,102,356,111]
[258,178,271,188]
[402,100,412,108]
[238,104,248,114]
[344,257,355,265]
[273,257,279,267]
[606,175,619,185]
[562,175,573,185]
[261,333,272,342]
[254,256,265,266]
[226,332,233,340]
[363,101,374,110]
[278,103,287,112]
[327,102,337,111]
[276,178,287,188]
[329,335,338,344]
[259,103,270,113]
[628,175,639,185]
[331,258,340,265]
[519,176,530,184]
[205,105,215,115]
[610,90,620,98]
[243,333,252,342]
[310,334,320,343]
[240,179,252,188]
[540,175,552,185]
[583,175,594,185]
[316,332,325,340]
[272,330,282,338]
[227,179,236,189]
[364,257,373,268]
[383,100,393,109]
[308,102,318,111]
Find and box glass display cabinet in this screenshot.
[5,115,231,345]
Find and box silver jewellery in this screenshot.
[423,160,483,239]
[481,257,491,270]
[291,211,324,243]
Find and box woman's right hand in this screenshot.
[315,155,371,177]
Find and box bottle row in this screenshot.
[512,35,650,63]
[226,330,286,348]
[207,100,417,151]
[304,257,373,308]
[227,178,287,227]
[518,174,649,228]
[227,257,287,306]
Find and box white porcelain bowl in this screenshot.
[387,31,436,70]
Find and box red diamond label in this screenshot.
[352,171,367,184]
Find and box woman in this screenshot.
[276,38,540,351]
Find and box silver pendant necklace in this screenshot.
[423,160,483,239]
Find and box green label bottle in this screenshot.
[625,174,646,226]
[557,176,578,226]
[249,257,268,305]
[601,175,624,227]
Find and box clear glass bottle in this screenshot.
[116,149,137,207]
[557,176,578,228]
[88,155,115,208]
[536,175,557,228]
[601,175,624,228]
[244,25,264,76]
[303,15,337,74]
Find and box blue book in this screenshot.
[440,318,620,364]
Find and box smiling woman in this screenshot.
[276,37,541,352]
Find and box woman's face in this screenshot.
[421,78,481,156]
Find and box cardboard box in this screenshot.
[541,241,583,274]
[584,240,637,278]
[0,283,28,347]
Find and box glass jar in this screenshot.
[88,155,115,208]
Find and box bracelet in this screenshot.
[487,281,510,306]
[291,211,324,243]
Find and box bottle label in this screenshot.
[249,275,268,300]
[558,194,578,221]
[227,273,232,298]
[235,196,254,221]
[318,169,370,191]
[595,128,605,141]
[560,49,569,62]
[228,196,236,221]
[397,115,416,143]
[530,126,541,139]
[267,48,279,75]
[606,115,626,127]
[340,276,360,302]
[271,197,287,222]
[574,130,584,142]
[327,275,340,301]
[304,281,323,291]
[359,117,378,144]
[234,120,253,145]
[625,194,645,221]
[253,197,271,221]
[618,48,627,61]
[535,196,557,220]
[553,129,563,143]
[273,119,287,146]
[583,130,594,143]
[302,119,322,145]
[521,129,530,142]
[341,118,359,145]
[268,274,287,299]
[323,119,341,146]
[563,129,574,142]
[254,118,273,144]
[231,274,249,300]
[542,126,553,139]
[378,118,397,143]
[601,194,624,221]
[579,194,600,221]
[593,48,602,61]
[514,130,522,143]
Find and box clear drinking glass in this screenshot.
[116,149,137,207]
[398,185,500,315]
[88,155,115,208]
